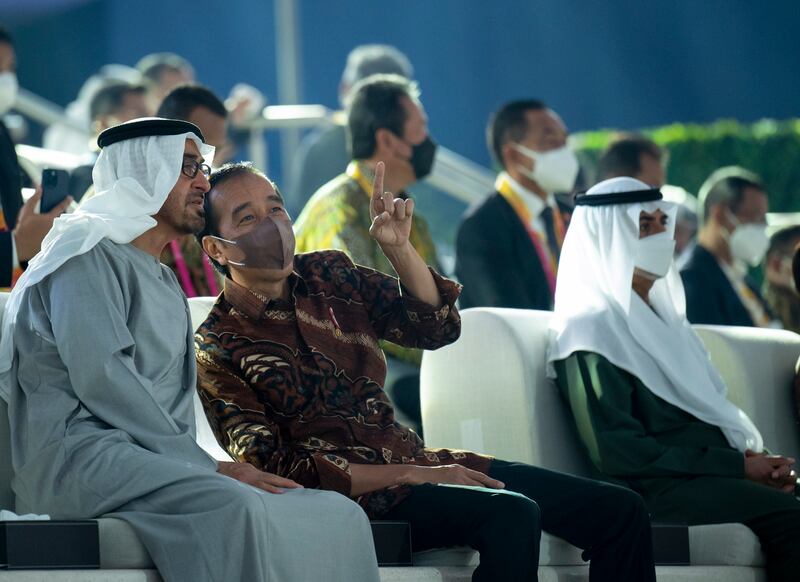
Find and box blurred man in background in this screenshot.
[0,28,71,287]
[597,133,665,187]
[157,84,231,166]
[288,44,413,215]
[660,184,699,262]
[136,52,195,114]
[294,74,438,432]
[764,225,800,333]
[455,99,579,310]
[43,63,142,155]
[681,167,777,327]
[89,80,149,137]
[70,80,149,201]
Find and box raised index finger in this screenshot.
[372,161,385,204]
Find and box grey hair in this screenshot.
[340,44,413,103]
[698,166,764,224]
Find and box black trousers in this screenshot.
[382,459,656,582]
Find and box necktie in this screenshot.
[540,206,560,262]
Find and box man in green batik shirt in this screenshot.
[548,176,800,582]
[294,75,439,431]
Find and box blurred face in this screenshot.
[503,108,568,174]
[158,67,194,98]
[98,91,149,131]
[0,42,16,74]
[188,106,230,165]
[636,153,665,187]
[766,237,800,290]
[377,95,429,187]
[154,139,210,236]
[203,172,293,279]
[731,186,768,227]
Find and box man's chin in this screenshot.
[181,215,206,236]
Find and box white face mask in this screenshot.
[725,210,769,267]
[0,72,18,115]
[634,231,676,280]
[512,142,579,193]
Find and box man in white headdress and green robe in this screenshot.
[548,176,800,582]
[0,117,380,582]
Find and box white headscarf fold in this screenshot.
[0,131,214,397]
[546,177,762,452]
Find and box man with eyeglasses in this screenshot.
[0,117,380,582]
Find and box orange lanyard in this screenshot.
[495,175,563,294]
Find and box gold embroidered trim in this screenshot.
[295,309,383,358]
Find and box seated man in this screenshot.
[195,161,656,582]
[455,99,579,311]
[0,27,73,287]
[548,177,800,582]
[680,166,776,327]
[294,74,440,431]
[764,225,800,334]
[0,118,379,582]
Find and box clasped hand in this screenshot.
[744,449,797,494]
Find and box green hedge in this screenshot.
[573,119,800,212]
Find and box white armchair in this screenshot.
[421,307,800,582]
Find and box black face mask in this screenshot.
[408,136,437,180]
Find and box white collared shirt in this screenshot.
[497,172,558,235]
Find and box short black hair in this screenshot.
[768,225,800,260]
[698,166,765,224]
[487,99,547,169]
[196,162,276,276]
[598,133,662,180]
[136,52,193,84]
[0,28,14,47]
[157,84,227,121]
[347,74,420,159]
[89,81,146,122]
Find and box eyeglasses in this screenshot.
[182,159,211,179]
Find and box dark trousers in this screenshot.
[640,475,800,582]
[382,459,656,582]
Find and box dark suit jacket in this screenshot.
[680,244,771,327]
[455,191,554,310]
[0,121,22,286]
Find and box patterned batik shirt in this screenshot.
[293,161,440,366]
[195,250,492,517]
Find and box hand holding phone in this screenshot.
[41,169,70,214]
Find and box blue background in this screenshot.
[4,0,800,186]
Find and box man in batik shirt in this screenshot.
[194,160,656,582]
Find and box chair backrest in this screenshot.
[421,307,800,476]
[695,325,800,459]
[421,308,594,477]
[188,296,232,461]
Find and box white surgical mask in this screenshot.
[634,231,676,279]
[725,210,769,267]
[512,142,579,193]
[0,72,18,115]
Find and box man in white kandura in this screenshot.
[0,117,380,582]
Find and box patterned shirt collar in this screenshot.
[223,270,307,320]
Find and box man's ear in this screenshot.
[504,142,535,175]
[709,204,730,228]
[501,142,521,171]
[375,128,396,154]
[202,235,228,267]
